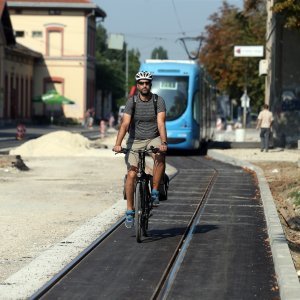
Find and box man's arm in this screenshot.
[256,118,262,130]
[157,111,168,151]
[113,113,131,152]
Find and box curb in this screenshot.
[207,149,300,300]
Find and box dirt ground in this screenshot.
[254,162,300,273]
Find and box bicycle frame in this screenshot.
[118,147,158,242]
[134,150,152,242]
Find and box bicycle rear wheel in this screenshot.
[134,182,143,243]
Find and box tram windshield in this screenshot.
[151,76,188,121]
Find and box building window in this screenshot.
[46,27,63,56]
[49,9,61,15]
[15,31,25,37]
[32,31,43,38]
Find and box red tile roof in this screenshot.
[7,0,106,17]
[8,0,92,3]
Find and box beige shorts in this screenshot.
[125,136,162,169]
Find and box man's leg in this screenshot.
[148,136,166,205]
[124,139,140,228]
[265,128,270,152]
[152,153,165,191]
[260,128,265,151]
[125,167,137,211]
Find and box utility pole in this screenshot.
[108,33,128,97]
[125,45,128,98]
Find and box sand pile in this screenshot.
[10,131,91,157]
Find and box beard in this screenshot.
[140,89,151,97]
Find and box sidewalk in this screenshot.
[208,146,300,300]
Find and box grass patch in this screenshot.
[289,190,300,206]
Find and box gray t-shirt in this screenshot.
[124,93,166,140]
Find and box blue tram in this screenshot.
[139,60,216,150]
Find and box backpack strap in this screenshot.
[131,94,157,120]
[153,94,158,115]
[131,95,137,119]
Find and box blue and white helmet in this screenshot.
[135,71,153,82]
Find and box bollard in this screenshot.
[99,120,107,139]
[16,123,26,140]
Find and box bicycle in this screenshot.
[119,146,159,243]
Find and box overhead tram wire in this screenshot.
[170,0,204,60]
[177,36,204,60]
[171,0,186,36]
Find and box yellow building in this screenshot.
[7,0,106,123]
[1,1,41,122]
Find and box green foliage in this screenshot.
[288,190,300,206]
[272,0,300,30]
[128,48,141,89]
[95,24,141,104]
[151,46,168,59]
[199,1,266,111]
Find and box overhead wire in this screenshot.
[171,0,185,36]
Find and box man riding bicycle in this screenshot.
[113,71,168,228]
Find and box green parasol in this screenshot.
[41,90,75,105]
[33,90,75,123]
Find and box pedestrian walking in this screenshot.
[256,104,274,152]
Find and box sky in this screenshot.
[96,0,244,62]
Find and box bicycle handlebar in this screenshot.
[115,146,160,155]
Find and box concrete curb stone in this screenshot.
[207,149,300,300]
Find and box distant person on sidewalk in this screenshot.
[113,71,168,228]
[256,104,274,152]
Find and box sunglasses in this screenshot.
[138,81,150,86]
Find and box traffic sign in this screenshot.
[241,93,250,108]
[234,46,264,57]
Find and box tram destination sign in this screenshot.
[234,45,264,57]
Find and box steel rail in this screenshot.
[30,217,125,300]
[30,170,179,299]
[150,159,218,300]
[30,157,215,299]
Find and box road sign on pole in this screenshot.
[108,34,124,50]
[234,46,264,57]
[241,92,250,108]
[108,34,128,97]
[240,91,250,129]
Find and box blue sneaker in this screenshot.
[125,210,135,228]
[151,190,160,206]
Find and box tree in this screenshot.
[272,0,300,30]
[151,46,168,59]
[128,48,141,89]
[95,24,141,107]
[199,1,266,111]
[95,24,124,101]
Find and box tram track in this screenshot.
[30,155,278,300]
[31,156,218,299]
[150,157,218,300]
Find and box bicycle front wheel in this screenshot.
[134,182,143,243]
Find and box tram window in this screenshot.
[193,91,201,125]
[152,76,188,121]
